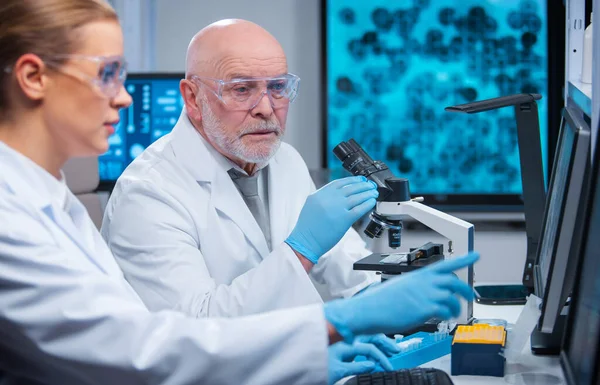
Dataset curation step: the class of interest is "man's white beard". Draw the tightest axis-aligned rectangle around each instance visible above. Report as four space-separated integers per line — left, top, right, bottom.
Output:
201 99 283 165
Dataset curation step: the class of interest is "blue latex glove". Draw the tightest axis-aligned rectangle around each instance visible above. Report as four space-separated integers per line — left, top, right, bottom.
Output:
354 281 382 296
328 340 393 385
324 252 480 342
285 176 378 264
356 334 400 356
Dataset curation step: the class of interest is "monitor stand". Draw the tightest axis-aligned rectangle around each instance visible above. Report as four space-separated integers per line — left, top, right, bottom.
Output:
530 314 567 355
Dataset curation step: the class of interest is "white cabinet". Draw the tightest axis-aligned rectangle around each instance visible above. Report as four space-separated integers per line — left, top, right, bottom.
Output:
565 0 599 155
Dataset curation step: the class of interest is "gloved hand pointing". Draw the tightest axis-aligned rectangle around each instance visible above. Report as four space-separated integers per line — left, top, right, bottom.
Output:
324 252 480 342
285 176 378 264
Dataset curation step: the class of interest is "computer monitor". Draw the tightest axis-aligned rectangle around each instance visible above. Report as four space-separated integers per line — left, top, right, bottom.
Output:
530 104 590 354
560 120 600 385
98 73 184 189
324 0 561 209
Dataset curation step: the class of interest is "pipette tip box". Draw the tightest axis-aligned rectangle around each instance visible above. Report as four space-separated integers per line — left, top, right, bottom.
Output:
451 324 506 377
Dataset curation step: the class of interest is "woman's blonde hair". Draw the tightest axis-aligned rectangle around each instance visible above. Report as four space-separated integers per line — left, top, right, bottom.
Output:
0 0 118 115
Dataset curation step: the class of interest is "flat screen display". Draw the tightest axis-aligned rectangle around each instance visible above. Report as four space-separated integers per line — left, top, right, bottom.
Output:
99 75 184 182
561 154 600 385
537 118 575 295
325 0 549 200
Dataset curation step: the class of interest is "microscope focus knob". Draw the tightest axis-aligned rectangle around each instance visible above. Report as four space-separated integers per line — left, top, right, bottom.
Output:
385 177 411 202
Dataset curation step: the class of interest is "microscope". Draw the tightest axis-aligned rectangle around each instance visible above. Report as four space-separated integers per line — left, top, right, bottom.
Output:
333 139 475 327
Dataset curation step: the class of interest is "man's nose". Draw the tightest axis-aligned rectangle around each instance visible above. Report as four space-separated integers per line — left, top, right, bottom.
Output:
249 91 274 119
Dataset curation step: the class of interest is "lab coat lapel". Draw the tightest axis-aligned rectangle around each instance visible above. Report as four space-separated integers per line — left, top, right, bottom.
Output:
0 149 109 274
39 201 109 274
170 111 270 258
211 171 271 257
267 154 293 246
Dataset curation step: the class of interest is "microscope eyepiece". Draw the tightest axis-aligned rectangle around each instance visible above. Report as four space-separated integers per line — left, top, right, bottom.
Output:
333 139 397 201
332 139 376 177
332 142 355 161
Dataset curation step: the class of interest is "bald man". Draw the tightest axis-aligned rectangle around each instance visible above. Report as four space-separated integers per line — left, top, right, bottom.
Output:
101 19 379 318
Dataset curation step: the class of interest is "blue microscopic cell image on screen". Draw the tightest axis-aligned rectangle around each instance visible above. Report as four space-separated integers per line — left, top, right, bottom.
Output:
326 0 548 195
99 77 184 182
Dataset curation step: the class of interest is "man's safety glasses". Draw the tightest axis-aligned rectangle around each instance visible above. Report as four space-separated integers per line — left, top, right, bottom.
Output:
190 73 300 111
5 54 128 99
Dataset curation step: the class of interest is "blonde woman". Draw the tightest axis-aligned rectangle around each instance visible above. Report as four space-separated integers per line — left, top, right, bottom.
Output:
0 1 478 384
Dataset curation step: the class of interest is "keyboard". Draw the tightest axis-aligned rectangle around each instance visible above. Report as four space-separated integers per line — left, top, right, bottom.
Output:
344 368 454 385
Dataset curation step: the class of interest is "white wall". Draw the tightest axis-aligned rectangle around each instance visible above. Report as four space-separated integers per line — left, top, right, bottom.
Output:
153 0 323 169
111 0 156 71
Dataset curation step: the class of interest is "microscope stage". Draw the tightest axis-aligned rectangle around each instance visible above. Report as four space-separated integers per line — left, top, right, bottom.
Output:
353 252 445 274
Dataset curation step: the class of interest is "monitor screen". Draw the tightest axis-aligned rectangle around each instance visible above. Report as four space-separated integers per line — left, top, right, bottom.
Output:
534 105 590 335
560 130 600 385
536 115 575 296
99 74 184 185
324 0 552 206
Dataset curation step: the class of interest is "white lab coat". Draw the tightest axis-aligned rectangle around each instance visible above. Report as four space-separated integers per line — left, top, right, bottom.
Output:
0 141 329 385
102 110 377 318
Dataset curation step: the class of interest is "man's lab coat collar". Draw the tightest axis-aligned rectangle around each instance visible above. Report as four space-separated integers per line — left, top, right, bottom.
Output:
170 110 274 257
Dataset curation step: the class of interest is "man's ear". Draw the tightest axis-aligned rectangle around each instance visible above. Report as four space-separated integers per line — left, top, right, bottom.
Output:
180 79 202 122
13 54 49 104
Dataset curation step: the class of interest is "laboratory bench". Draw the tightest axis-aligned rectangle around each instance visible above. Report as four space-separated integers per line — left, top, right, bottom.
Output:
339 301 563 385
423 302 563 385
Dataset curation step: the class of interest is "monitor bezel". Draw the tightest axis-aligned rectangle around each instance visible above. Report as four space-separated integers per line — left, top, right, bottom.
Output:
560 120 600 385
534 105 590 334
97 72 185 191
320 0 563 211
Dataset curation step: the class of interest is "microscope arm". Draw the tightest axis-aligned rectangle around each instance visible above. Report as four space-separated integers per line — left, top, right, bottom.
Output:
377 201 474 256
376 200 475 324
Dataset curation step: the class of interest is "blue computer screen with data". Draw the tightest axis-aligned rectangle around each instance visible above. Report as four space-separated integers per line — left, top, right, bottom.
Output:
326 0 548 196
99 75 184 182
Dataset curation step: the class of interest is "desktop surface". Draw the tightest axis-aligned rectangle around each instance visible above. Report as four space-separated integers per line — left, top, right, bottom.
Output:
419 303 563 385
338 302 564 385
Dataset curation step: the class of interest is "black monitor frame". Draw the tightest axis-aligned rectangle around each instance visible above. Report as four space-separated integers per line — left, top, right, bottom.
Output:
97 72 185 191
560 119 600 385
320 0 565 211
534 104 590 334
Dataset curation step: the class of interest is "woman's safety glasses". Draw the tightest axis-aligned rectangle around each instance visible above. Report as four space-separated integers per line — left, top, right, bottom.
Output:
190 73 300 111
44 54 127 99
